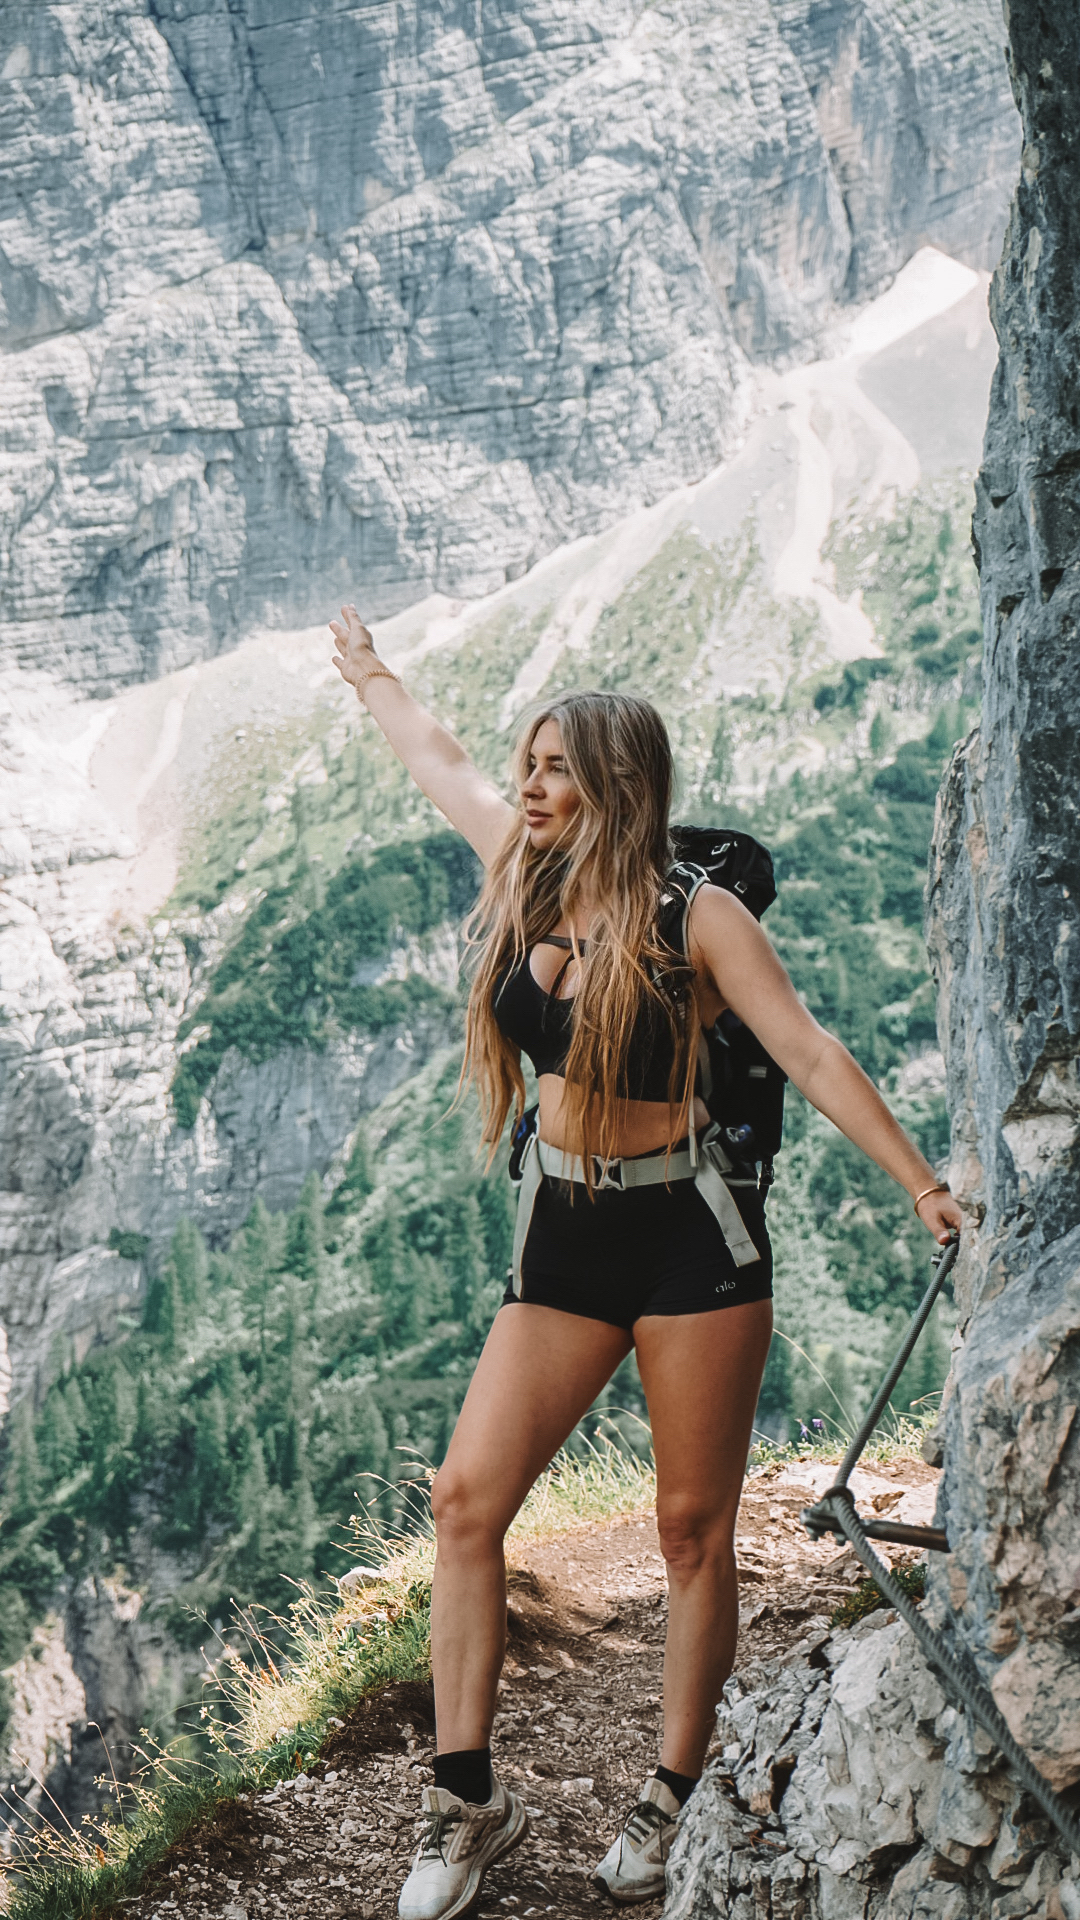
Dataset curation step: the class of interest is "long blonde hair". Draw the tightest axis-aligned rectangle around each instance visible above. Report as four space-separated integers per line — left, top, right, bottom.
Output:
462 691 697 1190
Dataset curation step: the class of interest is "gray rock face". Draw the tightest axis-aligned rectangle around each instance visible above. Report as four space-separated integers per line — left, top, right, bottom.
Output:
1 1573 197 1839
0 0 1016 692
667 1617 1077 1920
926 0 1080 1802
664 3 1080 1914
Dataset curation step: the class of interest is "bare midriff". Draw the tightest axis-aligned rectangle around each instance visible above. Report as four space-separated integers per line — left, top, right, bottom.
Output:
529 919 725 1157
536 1075 712 1158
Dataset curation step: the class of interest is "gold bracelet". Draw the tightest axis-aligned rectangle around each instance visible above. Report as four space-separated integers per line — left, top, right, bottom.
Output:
353 659 401 702
913 1182 950 1216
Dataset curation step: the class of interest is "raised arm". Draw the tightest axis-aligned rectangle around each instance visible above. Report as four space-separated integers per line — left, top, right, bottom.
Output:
329 604 516 867
688 885 964 1246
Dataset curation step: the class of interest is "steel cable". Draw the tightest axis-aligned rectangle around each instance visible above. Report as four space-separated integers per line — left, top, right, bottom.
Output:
820 1491 1080 1857
800 1234 1080 1859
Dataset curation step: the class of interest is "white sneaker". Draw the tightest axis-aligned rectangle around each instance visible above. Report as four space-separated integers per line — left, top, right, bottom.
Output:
397 1777 527 1920
592 1775 680 1904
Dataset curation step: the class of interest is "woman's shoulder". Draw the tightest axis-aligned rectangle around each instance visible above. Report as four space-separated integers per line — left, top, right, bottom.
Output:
685 881 764 948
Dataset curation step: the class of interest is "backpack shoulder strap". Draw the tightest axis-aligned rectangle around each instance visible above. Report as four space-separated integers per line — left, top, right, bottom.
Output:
658 862 714 1115
658 860 710 966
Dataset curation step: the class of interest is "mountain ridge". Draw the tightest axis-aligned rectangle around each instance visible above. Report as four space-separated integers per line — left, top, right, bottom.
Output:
0 0 1015 689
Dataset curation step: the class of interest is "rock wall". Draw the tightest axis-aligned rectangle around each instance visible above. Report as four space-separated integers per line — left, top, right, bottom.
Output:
664 3 1080 1915
0 0 1016 693
1 1574 198 1844
925 0 1080 1806
668 1612 1080 1920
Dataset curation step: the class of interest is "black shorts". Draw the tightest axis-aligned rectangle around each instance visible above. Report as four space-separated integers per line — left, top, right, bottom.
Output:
501 1165 773 1333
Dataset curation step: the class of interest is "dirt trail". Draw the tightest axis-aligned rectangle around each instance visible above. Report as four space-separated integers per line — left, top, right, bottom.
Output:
134 1460 938 1920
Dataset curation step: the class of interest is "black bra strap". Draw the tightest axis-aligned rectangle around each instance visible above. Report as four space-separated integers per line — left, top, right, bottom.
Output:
549 953 575 1000
536 933 587 951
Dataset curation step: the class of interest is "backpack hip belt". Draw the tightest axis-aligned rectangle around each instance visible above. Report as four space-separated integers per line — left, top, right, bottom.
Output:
509 1123 760 1298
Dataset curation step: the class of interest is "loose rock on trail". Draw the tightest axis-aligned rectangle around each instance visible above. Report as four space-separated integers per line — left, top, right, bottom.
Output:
133 1460 937 1920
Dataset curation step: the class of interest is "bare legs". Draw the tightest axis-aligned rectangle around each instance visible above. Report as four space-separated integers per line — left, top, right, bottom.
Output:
635 1301 773 1775
430 1304 631 1752
428 1297 771 1773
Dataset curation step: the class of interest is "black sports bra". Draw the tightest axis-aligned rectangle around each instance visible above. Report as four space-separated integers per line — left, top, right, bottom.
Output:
492 937 681 1103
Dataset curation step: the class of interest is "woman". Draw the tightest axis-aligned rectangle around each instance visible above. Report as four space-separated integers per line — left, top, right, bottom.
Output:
328 604 962 1919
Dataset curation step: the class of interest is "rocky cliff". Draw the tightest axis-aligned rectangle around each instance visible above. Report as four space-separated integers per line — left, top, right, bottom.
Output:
666 5 1080 1915
2 1574 196 1841
0 0 1015 693
0 883 456 1400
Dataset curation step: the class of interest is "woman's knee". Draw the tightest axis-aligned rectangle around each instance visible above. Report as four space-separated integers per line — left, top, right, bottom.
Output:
656 1493 733 1576
431 1465 505 1552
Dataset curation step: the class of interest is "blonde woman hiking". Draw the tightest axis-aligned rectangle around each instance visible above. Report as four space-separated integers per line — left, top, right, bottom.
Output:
328 604 962 1917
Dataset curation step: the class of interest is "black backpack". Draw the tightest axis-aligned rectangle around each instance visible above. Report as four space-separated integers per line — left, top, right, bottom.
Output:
659 826 787 1192
507 825 787 1190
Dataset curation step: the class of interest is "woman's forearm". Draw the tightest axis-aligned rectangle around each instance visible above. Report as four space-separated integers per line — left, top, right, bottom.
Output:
328 605 515 861
798 1036 938 1199
361 671 472 799
329 605 465 795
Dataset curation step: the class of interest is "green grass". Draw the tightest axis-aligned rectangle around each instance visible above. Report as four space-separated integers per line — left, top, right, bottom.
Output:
749 1404 936 1474
830 1562 927 1630
825 473 982 688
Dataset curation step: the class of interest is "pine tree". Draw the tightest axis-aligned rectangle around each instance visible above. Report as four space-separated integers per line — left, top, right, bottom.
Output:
704 701 734 805
194 1388 229 1521
239 1198 282 1365
235 1429 271 1584
285 1173 325 1285
221 1355 250 1463
65 1377 89 1446
40 1386 80 1479
277 1415 301 1492
112 1368 137 1451
757 1330 793 1433
814 1344 856 1433
144 1258 183 1357
88 1372 119 1507
132 1371 159 1458
346 1389 390 1497
367 1205 419 1345
475 1180 514 1284
892 1312 948 1419
6 1402 41 1518
171 1219 209 1318
869 709 891 756
329 1128 374 1213
239 1198 284 1290
441 1192 488 1323
291 1464 318 1580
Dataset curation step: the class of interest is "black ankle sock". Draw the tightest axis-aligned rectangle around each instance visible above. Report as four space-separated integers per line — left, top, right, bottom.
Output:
433 1746 494 1806
653 1765 699 1809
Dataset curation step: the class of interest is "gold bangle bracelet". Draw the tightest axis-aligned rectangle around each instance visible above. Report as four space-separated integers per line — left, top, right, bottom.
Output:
913 1182 950 1216
354 660 401 701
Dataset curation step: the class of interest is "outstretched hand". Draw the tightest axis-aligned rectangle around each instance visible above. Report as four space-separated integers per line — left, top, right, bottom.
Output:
915 1188 964 1246
329 603 376 689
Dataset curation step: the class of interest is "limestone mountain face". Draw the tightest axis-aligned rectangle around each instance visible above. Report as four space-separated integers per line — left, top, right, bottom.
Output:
0 0 1015 693
926 0 1080 1813
2 1575 194 1840
668 5 1080 1915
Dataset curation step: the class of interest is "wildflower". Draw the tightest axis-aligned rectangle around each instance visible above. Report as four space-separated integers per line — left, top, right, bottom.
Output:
799 1423 810 1440
812 1418 824 1431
